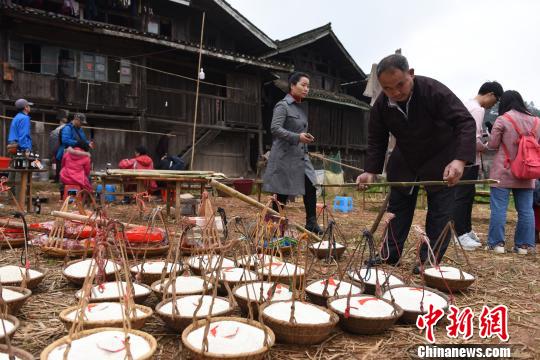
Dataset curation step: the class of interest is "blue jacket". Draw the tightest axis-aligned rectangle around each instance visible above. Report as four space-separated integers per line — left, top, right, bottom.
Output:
7 112 32 151
56 122 89 160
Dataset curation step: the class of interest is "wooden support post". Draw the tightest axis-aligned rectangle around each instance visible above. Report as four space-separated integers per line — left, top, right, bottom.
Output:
175 181 181 220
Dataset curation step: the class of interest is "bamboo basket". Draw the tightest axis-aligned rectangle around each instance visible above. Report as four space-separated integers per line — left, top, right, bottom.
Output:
0 286 32 315
127 244 169 258
0 344 34 360
76 283 153 304
155 296 235 332
308 244 346 260
422 269 475 293
181 317 275 360
59 303 153 331
305 280 363 307
0 315 20 343
259 301 339 345
383 285 450 324
327 295 403 335
260 272 305 290
0 237 26 249
150 278 213 298
232 282 291 319
348 268 404 295
62 259 118 286
40 327 157 360
41 246 92 259
130 262 181 286
1 268 46 290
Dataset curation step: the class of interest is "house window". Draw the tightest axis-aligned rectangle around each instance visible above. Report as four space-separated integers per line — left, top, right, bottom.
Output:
59 49 76 77
8 40 23 70
23 43 41 73
41 46 59 75
147 19 159 34
80 53 106 81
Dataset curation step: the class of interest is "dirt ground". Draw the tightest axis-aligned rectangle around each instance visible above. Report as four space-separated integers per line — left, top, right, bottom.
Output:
0 185 539 359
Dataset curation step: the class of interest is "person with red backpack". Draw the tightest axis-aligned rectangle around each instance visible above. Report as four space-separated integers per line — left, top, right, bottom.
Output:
486 90 540 254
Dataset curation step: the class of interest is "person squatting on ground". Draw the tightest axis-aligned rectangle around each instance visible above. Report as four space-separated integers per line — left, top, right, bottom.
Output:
356 54 476 271
454 81 503 250
486 90 540 255
262 71 323 235
119 145 158 192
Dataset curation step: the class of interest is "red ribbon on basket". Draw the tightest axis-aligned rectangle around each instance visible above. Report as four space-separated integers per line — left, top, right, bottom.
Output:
358 297 378 306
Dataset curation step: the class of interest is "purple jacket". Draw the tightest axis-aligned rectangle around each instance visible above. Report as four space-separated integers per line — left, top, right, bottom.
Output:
488 109 540 189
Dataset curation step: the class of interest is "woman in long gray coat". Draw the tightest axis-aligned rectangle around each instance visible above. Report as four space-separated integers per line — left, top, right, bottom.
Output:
263 72 322 234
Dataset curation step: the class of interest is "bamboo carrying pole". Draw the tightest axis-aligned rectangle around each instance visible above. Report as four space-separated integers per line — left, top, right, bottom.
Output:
308 152 364 173
210 179 322 241
321 179 499 188
190 12 206 170
50 211 139 229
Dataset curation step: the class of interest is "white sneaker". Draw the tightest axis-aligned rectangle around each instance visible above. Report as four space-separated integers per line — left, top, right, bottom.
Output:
467 231 482 246
456 234 480 251
485 243 506 254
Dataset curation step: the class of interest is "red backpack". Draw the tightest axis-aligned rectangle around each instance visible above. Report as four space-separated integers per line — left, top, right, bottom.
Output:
501 113 540 180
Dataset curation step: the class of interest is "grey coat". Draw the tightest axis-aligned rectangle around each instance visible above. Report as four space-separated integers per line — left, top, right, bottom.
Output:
263 94 317 195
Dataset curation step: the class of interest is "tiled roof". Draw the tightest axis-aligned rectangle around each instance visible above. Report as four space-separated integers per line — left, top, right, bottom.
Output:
0 4 291 71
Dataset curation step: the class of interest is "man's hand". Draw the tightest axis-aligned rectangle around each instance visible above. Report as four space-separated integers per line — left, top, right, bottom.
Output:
299 133 315 144
443 160 466 186
89 140 95 149
356 172 377 191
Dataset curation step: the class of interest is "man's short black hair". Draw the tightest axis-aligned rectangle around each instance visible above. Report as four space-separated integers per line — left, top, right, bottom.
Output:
478 81 503 98
288 71 310 90
135 145 148 155
376 54 409 77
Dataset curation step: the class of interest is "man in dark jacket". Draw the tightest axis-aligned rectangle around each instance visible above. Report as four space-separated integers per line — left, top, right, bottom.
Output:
356 54 476 270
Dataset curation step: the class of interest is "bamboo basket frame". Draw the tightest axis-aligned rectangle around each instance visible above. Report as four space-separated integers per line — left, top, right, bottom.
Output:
59 303 153 331
75 282 153 304
305 279 364 307
232 282 292 319
0 315 19 343
327 295 403 335
40 327 157 360
62 259 119 286
422 268 476 293
0 267 46 290
151 277 213 298
259 300 339 345
383 285 450 324
181 317 275 360
0 344 34 360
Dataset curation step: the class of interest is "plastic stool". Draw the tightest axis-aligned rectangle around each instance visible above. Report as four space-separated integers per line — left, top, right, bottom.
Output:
333 196 353 213
96 184 116 203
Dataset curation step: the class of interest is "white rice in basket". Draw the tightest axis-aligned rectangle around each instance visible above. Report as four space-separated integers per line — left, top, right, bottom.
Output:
153 276 212 295
46 330 151 360
329 295 396 317
309 241 345 250
159 295 231 317
263 301 330 324
382 286 448 313
0 319 16 336
188 255 235 271
0 354 22 360
130 261 181 274
0 288 26 302
64 259 118 278
234 281 292 302
348 268 403 287
306 278 361 297
423 266 474 280
0 265 42 283
257 262 304 277
185 320 267 355
64 302 147 322
76 282 150 300
235 254 272 267
211 267 258 282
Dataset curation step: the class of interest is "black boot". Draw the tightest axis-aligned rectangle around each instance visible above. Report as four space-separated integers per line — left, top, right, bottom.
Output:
305 217 323 235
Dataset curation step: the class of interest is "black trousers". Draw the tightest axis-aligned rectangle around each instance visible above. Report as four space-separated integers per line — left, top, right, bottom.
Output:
381 186 456 265
452 165 479 236
273 175 317 224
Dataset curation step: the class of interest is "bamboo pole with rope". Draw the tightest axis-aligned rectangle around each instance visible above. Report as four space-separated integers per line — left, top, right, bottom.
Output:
320 179 499 188
308 152 364 173
190 12 206 170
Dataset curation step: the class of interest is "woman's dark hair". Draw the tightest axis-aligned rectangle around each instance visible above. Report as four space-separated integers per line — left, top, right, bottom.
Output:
135 145 148 155
75 141 90 152
288 71 310 91
498 90 532 116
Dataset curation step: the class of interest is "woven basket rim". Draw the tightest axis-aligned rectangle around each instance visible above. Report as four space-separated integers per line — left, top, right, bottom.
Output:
1 286 32 304
181 316 275 359
305 279 364 299
327 294 404 321
0 237 26 247
129 261 181 275
0 344 34 359
0 314 20 339
40 246 92 257
0 267 47 286
260 300 339 329
75 282 152 301
155 295 234 319
231 281 291 302
40 326 157 360
422 270 476 284
59 303 153 326
150 277 213 296
382 284 450 314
